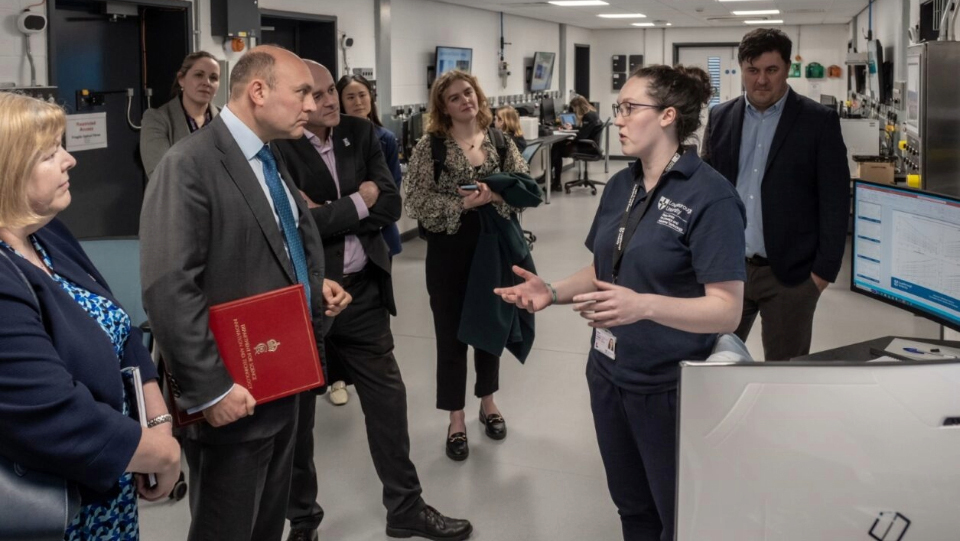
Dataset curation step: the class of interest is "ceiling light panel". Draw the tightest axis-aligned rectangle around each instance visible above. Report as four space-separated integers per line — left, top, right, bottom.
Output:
744 19 784 23
548 0 609 6
598 13 647 18
732 9 780 15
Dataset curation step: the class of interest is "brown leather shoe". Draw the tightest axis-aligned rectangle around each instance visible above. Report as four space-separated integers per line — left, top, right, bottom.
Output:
386 504 472 540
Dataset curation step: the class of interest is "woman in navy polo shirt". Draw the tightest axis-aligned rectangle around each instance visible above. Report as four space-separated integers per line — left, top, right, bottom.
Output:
495 65 746 540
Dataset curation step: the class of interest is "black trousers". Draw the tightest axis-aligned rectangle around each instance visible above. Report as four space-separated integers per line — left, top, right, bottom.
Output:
551 141 574 185
587 361 677 541
287 272 425 529
425 213 501 411
183 402 298 541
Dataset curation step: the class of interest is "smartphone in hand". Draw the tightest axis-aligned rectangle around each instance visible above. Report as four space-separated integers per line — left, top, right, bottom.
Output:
459 184 479 191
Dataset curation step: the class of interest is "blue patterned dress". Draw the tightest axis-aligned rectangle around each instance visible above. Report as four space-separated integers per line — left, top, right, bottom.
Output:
0 237 140 541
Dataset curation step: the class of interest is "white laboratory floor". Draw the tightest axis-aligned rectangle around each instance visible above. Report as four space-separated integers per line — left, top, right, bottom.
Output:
138 160 942 540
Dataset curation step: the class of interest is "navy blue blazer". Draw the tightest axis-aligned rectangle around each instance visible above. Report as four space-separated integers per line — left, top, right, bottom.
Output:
702 88 850 286
0 219 156 496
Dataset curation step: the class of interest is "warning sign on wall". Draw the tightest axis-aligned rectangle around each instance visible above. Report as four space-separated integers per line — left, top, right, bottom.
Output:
66 113 107 151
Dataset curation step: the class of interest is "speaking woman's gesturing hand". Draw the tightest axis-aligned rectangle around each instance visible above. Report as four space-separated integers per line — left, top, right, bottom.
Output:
572 279 649 328
493 265 553 313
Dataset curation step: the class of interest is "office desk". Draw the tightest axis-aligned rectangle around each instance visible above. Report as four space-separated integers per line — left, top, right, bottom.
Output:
528 133 573 204
793 335 960 361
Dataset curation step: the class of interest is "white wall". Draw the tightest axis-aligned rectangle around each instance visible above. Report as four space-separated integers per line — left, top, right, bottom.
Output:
391 0 561 106
0 0 48 87
592 24 849 156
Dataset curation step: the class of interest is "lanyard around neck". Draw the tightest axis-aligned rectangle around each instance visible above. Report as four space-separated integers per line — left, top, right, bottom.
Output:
611 150 682 283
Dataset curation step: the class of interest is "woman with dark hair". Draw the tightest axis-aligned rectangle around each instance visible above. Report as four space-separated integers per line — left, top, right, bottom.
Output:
336 74 404 257
495 65 746 540
495 105 527 153
139 51 220 177
405 70 532 461
0 93 181 541
552 95 602 189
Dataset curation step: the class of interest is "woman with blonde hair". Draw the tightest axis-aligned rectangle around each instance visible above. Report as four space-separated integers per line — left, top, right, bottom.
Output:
495 105 527 153
552 95 603 189
0 93 181 540
566 95 599 128
405 70 536 461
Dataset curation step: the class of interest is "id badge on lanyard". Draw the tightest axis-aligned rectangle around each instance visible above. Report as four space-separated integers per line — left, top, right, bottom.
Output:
610 151 682 284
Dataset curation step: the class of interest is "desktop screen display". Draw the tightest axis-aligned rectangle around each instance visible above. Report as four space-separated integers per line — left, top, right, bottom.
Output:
539 98 557 126
851 180 960 331
435 46 473 75
530 51 556 92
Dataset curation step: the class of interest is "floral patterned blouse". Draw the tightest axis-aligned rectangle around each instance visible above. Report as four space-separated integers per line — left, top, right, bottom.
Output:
404 131 529 235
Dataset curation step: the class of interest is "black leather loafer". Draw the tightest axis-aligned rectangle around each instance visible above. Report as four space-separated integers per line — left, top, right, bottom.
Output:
286 528 318 541
386 504 473 540
479 406 506 440
445 426 468 461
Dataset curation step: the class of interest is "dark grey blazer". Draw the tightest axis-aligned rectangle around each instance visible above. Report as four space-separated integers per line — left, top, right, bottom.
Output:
273 115 401 315
139 96 220 178
140 115 326 443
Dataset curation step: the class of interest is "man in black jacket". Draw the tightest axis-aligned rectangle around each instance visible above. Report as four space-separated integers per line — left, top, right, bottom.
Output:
702 28 849 360
274 60 472 541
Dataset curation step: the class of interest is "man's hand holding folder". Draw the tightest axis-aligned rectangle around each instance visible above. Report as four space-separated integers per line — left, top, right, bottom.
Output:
203 385 257 427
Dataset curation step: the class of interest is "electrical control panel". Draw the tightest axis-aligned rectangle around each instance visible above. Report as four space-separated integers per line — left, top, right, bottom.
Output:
210 0 259 39
0 85 58 103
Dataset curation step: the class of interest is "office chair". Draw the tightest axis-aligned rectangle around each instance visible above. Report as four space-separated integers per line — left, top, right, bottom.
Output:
519 141 545 249
564 118 611 196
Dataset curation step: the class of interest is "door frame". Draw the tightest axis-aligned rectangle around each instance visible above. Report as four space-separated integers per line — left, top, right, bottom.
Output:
259 8 339 76
47 0 191 86
574 43 590 98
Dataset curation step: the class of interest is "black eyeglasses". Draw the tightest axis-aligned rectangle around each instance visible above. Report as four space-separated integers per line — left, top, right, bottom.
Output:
612 101 664 118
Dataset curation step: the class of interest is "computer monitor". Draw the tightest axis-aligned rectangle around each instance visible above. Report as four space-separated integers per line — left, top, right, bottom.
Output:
676 360 960 540
851 180 960 331
539 97 556 126
435 46 472 75
530 51 556 92
559 113 577 126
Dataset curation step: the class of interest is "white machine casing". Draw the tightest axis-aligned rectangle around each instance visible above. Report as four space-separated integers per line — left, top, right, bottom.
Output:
676 360 960 541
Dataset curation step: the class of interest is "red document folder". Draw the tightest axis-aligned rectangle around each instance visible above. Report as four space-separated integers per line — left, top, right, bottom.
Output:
169 284 323 427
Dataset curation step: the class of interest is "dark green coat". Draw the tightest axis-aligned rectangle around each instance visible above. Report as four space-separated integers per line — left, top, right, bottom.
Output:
458 173 542 362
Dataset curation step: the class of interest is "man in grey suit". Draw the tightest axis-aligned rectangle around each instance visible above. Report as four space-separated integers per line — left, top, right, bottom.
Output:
140 45 350 541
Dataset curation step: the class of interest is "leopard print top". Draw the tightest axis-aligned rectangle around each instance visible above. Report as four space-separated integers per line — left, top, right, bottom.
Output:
404 132 529 235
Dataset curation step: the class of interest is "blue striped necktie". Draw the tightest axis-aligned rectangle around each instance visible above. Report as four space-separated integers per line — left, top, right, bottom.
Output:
256 145 311 303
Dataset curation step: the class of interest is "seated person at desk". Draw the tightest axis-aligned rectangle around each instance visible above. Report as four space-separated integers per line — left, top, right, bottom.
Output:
551 96 602 189
495 106 527 153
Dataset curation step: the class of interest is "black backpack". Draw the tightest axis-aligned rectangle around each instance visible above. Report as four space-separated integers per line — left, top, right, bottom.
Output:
418 127 509 239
